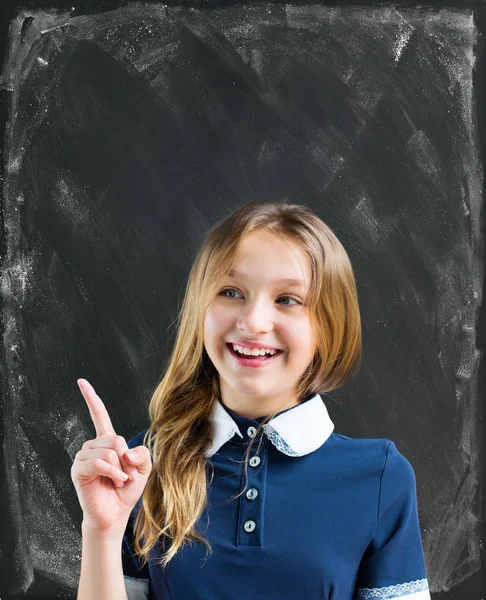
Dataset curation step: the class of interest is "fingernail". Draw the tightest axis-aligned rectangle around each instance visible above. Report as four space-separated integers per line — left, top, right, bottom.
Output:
126 450 137 461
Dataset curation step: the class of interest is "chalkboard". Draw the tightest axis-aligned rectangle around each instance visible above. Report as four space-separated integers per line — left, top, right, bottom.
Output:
0 1 484 598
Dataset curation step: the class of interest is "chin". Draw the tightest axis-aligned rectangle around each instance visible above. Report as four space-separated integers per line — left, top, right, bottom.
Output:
230 381 276 398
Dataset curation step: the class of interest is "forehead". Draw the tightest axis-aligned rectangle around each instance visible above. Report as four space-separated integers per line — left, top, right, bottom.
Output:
228 231 311 286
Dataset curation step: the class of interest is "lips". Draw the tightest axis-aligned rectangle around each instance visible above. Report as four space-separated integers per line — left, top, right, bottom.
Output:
226 343 283 368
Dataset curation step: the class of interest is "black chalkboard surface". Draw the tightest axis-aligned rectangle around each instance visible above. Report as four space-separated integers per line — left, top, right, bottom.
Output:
1 1 484 599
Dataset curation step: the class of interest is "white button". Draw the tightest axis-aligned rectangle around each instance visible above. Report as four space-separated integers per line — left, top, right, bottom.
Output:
247 426 257 438
244 520 256 532
246 488 258 500
249 456 261 467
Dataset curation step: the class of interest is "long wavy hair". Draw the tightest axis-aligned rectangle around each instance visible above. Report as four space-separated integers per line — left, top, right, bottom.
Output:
132 200 362 568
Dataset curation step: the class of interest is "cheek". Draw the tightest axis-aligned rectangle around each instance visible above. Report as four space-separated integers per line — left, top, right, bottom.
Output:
204 305 231 345
203 310 216 346
292 319 317 355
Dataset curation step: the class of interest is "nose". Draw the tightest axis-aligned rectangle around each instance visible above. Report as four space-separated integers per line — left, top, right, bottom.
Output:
236 297 273 335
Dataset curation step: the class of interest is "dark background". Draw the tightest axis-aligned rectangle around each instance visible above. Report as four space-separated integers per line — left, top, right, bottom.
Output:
1 0 484 598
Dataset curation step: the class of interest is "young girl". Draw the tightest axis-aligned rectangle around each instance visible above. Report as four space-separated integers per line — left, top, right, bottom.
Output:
72 201 431 600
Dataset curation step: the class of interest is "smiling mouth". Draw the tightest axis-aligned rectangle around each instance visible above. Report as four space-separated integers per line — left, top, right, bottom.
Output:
226 343 284 362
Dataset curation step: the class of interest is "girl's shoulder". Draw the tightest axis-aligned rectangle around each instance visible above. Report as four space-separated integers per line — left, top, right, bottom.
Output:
329 432 416 479
331 431 396 451
331 431 398 453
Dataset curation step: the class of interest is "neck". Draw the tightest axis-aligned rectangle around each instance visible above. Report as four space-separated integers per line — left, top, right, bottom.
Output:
219 389 301 420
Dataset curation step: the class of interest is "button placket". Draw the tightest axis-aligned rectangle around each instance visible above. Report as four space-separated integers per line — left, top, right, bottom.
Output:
236 443 267 547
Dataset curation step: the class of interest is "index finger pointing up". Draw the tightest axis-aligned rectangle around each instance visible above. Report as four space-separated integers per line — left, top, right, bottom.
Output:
77 378 116 437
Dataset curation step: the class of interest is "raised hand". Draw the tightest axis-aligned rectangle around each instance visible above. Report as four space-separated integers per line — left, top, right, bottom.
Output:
71 379 152 533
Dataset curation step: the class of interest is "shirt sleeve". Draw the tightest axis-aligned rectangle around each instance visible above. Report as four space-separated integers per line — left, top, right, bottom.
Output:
355 440 431 600
121 430 151 600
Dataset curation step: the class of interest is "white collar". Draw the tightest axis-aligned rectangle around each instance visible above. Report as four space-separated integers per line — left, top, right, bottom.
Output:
204 394 334 458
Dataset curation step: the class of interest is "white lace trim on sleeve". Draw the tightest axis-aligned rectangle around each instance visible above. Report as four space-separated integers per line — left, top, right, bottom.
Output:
356 578 431 599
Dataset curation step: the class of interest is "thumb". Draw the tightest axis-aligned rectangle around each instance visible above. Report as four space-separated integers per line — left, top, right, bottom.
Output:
125 446 152 478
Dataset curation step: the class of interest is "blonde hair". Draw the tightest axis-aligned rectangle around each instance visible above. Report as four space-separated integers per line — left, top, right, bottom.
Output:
132 200 362 567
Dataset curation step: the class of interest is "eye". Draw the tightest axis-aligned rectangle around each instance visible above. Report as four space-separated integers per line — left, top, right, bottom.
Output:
277 296 302 306
219 288 243 299
219 289 302 306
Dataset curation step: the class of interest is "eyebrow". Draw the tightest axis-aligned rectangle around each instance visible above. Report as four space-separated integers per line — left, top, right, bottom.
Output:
227 269 307 289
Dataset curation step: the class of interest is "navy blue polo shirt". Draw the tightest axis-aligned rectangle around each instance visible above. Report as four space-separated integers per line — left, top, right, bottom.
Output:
122 394 431 599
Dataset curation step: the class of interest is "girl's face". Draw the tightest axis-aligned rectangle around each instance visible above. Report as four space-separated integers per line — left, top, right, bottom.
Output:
203 230 317 418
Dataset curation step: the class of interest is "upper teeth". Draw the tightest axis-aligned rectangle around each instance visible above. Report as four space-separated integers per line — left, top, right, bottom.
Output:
232 344 279 356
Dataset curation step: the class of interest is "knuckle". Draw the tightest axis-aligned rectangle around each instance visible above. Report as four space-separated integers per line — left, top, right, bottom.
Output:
114 436 127 453
92 458 103 470
103 448 119 464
